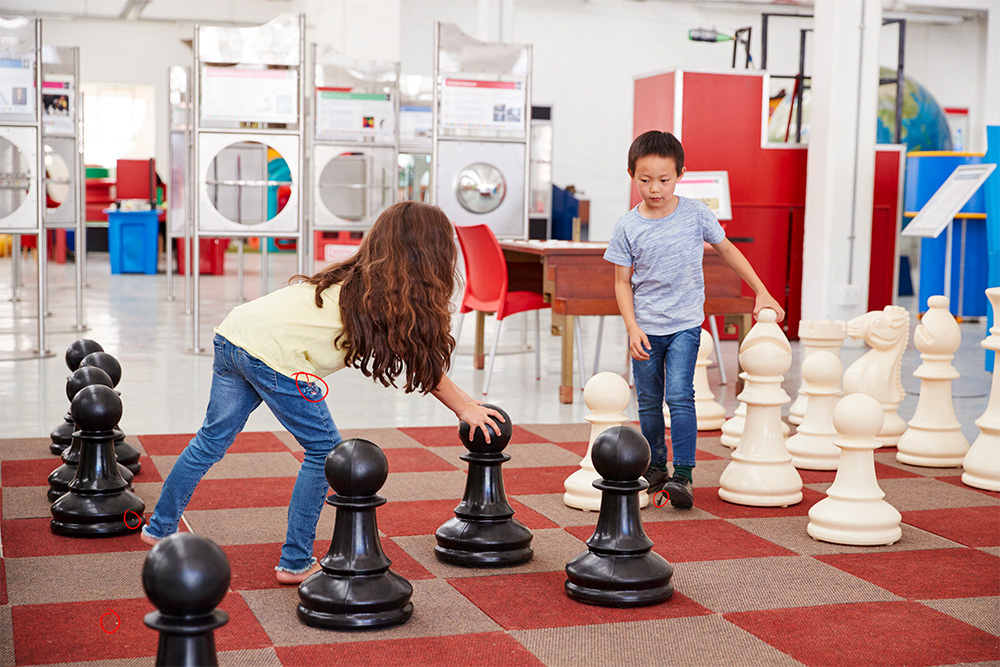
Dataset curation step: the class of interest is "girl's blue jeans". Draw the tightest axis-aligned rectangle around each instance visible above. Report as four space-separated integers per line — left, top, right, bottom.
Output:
144 334 342 574
631 326 701 470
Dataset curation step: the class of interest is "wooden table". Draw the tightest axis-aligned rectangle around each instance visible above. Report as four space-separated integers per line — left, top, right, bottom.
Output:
473 240 753 404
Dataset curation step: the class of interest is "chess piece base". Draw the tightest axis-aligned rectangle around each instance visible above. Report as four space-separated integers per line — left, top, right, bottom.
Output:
961 471 1000 492
718 462 803 507
50 418 74 455
896 428 970 468
787 434 840 471
807 498 902 546
50 490 145 537
297 571 414 630
435 518 533 567
564 551 674 607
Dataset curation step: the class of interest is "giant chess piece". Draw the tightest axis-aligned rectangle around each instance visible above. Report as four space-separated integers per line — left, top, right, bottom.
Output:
298 439 413 629
786 351 842 470
963 287 1000 491
48 367 134 502
50 385 146 536
564 373 649 510
718 309 803 507
720 374 789 449
79 351 142 474
843 306 910 446
564 425 673 607
897 296 970 467
51 339 104 455
436 405 533 566
664 329 725 431
807 393 902 545
144 533 230 667
788 320 846 425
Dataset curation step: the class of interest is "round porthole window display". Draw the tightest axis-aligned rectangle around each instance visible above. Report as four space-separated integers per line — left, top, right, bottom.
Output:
0 135 32 220
455 162 506 214
204 140 292 226
43 145 70 209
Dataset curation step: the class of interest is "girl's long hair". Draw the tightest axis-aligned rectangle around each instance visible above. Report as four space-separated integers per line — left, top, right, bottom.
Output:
295 201 457 394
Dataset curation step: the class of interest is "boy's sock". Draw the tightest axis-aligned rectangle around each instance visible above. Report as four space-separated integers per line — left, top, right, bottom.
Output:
672 464 693 482
653 462 669 473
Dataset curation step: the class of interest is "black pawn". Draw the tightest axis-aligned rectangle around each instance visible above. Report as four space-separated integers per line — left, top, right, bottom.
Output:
48 367 135 502
297 439 413 630
51 339 104 455
434 405 533 567
79 351 142 475
50 385 146 537
144 533 230 667
564 425 674 607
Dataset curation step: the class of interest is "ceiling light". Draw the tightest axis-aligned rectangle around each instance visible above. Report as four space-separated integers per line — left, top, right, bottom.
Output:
120 0 151 22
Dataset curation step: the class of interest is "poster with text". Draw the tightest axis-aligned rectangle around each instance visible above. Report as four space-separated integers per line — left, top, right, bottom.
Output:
314 90 394 143
440 78 525 132
0 58 35 116
674 171 732 221
201 67 298 124
42 76 74 135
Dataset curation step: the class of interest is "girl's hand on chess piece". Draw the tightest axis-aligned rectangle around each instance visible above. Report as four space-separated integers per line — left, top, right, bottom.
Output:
456 401 505 444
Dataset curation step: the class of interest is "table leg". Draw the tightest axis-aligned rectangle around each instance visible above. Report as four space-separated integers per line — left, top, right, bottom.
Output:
474 311 486 370
559 314 575 403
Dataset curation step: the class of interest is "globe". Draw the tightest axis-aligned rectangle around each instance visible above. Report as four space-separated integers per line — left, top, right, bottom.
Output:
767 68 952 152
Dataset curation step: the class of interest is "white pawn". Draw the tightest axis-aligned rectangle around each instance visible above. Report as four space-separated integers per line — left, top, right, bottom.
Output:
807 393 902 546
720 376 790 449
789 320 846 425
896 296 969 467
564 372 649 510
718 309 803 507
664 329 726 431
786 351 842 470
963 287 1000 491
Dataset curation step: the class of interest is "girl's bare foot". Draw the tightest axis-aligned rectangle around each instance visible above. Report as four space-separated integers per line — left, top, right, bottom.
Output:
140 531 161 547
275 562 321 585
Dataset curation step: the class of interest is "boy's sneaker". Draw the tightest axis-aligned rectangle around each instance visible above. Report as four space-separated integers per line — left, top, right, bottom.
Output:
664 475 694 509
643 466 671 494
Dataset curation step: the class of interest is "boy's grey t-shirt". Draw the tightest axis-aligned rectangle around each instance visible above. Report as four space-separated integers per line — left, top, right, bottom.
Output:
604 197 726 335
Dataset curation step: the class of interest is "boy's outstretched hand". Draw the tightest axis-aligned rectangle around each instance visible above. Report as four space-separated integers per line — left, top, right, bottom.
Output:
456 401 505 443
627 326 652 361
753 292 785 323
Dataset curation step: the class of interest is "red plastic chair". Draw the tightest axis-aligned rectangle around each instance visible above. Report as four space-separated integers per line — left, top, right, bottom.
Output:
452 223 549 395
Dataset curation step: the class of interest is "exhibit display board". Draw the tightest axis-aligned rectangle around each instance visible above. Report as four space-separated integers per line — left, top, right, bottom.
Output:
432 23 532 238
41 46 80 228
0 18 40 233
200 67 298 125
675 170 733 221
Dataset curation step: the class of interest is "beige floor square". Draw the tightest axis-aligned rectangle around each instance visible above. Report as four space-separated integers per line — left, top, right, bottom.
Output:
511 614 803 667
696 438 736 461
392 527 586 579
32 659 148 667
2 485 55 519
878 477 1000 511
920 597 1000 636
379 470 468 502
0 606 12 667
518 423 590 443
515 493 716 527
0 437 57 461
217 648 284 667
430 442 582 470
688 460 730 488
338 428 426 449
183 506 336 546
676 555 902 613
240 578 501 646
728 515 964 556
152 452 302 480
980 546 1000 557
6 551 148 605
874 451 964 478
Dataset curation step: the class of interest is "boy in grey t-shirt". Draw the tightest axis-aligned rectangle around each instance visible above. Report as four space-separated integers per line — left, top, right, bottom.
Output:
604 131 784 509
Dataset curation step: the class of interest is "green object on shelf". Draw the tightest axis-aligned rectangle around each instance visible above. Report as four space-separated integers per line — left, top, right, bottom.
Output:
86 167 111 179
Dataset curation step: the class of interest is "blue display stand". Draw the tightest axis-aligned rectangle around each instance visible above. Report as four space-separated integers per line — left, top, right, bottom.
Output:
905 152 988 316
984 127 1000 370
107 211 159 275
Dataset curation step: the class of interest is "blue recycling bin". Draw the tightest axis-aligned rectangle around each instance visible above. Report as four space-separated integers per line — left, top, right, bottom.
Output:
107 210 158 275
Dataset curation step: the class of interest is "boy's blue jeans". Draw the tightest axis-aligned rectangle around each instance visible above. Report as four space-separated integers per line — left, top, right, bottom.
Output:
145 334 342 574
631 326 701 471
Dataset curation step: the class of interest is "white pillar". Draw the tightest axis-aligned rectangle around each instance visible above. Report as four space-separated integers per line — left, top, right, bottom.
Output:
305 0 401 62
800 0 882 322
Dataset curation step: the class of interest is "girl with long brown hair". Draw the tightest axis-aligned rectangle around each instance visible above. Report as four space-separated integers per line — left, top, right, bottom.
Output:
142 201 501 584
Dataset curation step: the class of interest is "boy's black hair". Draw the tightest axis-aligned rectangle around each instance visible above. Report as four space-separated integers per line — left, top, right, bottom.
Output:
628 130 685 175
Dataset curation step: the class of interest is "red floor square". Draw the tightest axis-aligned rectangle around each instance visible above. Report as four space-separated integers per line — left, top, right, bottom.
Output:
275 632 544 667
448 570 711 630
696 486 827 518
817 548 1000 599
1 517 152 558
399 425 547 447
376 498 556 538
901 506 1000 547
797 462 919 485
503 466 580 495
385 447 461 473
556 441 589 457
2 458 63 487
11 592 270 665
186 477 295 511
133 456 162 482
138 431 289 456
697 429 724 438
725 600 1000 667
565 519 797 563
937 475 1000 497
0 557 6 605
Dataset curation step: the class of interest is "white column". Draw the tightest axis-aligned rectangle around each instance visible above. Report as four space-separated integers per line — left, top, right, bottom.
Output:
800 0 883 322
305 0 401 62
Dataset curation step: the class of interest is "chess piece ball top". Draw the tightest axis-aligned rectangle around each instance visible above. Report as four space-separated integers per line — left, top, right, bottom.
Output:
740 339 792 377
927 295 949 309
79 351 122 387
698 329 713 357
833 393 884 440
65 366 114 402
143 533 231 617
591 425 651 482
757 308 777 324
325 438 388 496
65 339 103 372
801 350 842 386
583 372 631 415
70 384 122 432
458 404 512 454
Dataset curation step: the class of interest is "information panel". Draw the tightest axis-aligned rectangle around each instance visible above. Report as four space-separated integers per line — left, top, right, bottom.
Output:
314 89 394 142
42 76 73 135
674 171 732 221
0 58 34 115
902 163 996 238
439 78 525 132
200 66 297 124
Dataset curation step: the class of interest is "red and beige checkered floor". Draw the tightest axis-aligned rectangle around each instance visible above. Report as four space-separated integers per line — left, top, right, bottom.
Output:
1 424 998 667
